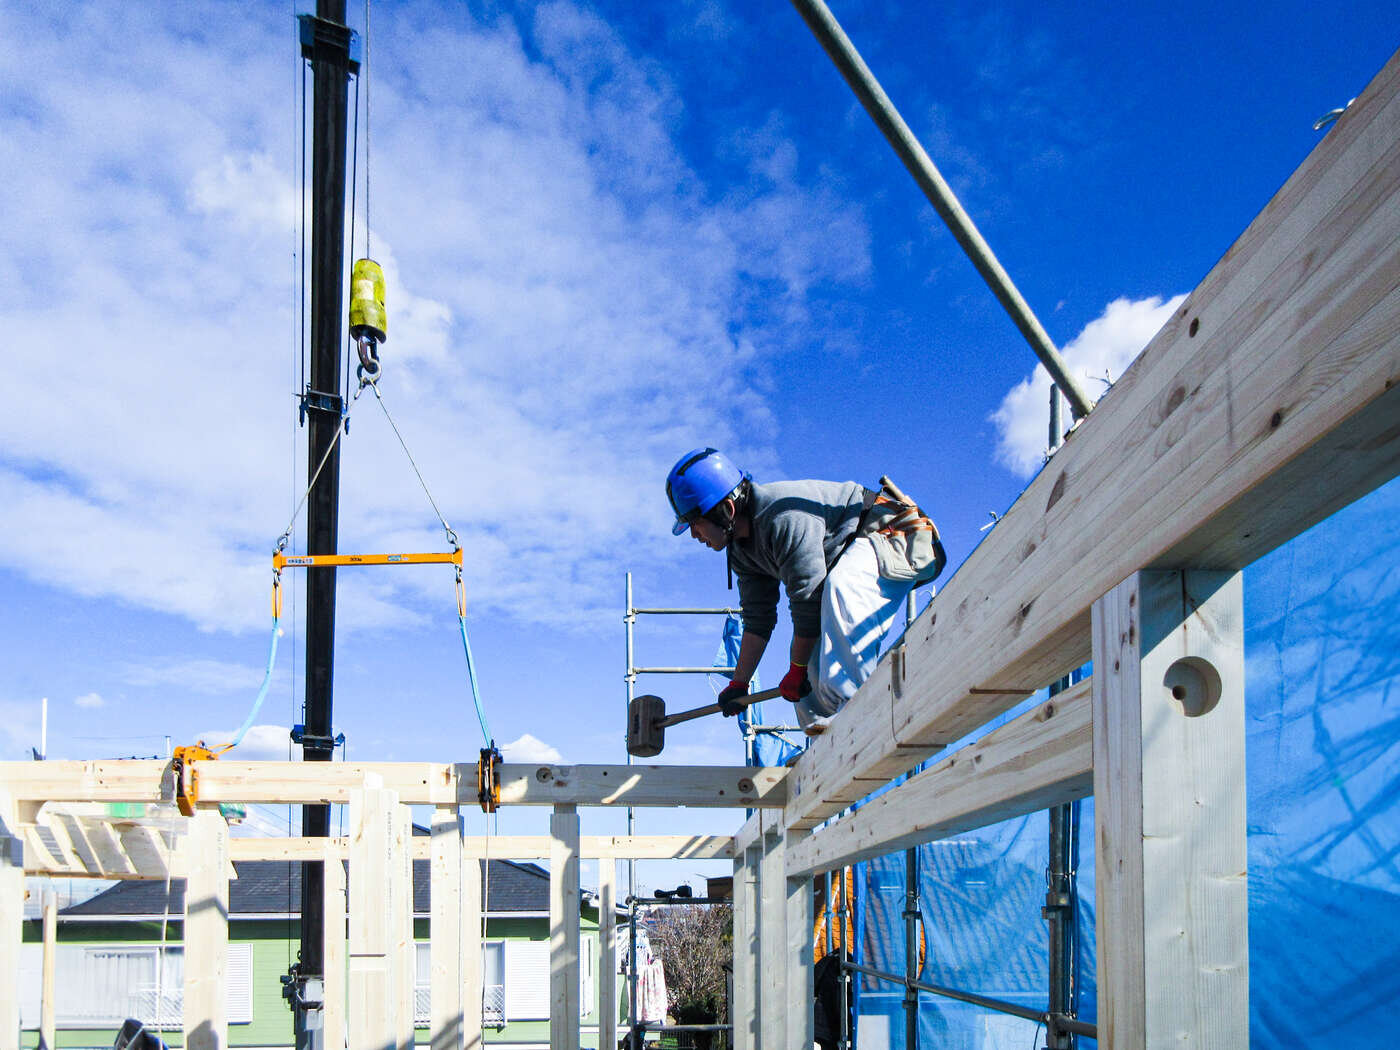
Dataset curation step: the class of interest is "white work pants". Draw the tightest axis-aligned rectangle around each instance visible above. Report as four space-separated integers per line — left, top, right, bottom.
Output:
797 537 914 731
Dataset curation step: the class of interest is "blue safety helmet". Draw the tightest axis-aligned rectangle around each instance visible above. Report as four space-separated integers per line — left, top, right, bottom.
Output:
666 448 749 536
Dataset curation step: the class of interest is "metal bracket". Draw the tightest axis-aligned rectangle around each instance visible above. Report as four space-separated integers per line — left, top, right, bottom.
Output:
297 14 361 71
477 745 502 813
298 388 346 429
290 724 345 752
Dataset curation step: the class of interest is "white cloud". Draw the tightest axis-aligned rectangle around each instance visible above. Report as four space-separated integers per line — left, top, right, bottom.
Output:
196 724 299 762
74 692 105 709
119 659 271 695
500 733 563 763
0 0 869 638
990 295 1187 477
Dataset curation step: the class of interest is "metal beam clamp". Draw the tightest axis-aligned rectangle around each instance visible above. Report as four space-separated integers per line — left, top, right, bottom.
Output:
477 745 502 813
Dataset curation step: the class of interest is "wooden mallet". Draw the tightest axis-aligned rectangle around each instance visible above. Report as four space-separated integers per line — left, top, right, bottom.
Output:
626 686 785 757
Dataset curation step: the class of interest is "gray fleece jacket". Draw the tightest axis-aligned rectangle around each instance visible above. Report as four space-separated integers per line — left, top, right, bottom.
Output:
728 479 869 639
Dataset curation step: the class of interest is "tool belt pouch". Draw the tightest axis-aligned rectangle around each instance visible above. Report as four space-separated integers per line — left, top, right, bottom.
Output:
859 475 947 586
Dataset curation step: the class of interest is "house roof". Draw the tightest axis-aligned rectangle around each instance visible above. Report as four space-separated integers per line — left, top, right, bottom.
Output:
60 858 556 919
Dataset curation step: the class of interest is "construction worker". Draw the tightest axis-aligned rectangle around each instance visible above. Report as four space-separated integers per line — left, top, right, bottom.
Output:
665 447 917 735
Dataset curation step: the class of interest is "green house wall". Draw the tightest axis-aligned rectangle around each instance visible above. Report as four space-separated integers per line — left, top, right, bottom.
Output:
21 910 603 1049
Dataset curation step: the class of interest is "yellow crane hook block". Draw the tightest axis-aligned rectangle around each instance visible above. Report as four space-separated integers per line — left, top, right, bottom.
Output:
273 549 463 571
349 258 387 345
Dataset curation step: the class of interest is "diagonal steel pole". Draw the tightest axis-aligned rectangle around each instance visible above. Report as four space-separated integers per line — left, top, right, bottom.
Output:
790 0 1096 420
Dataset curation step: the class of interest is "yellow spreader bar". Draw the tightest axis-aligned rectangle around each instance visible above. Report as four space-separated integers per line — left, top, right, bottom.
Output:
273 550 463 571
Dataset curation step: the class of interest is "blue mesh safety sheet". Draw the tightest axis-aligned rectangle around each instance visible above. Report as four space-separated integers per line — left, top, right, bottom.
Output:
852 475 1400 1048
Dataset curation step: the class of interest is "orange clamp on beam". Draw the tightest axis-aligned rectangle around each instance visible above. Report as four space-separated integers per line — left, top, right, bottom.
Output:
171 743 217 817
273 550 463 571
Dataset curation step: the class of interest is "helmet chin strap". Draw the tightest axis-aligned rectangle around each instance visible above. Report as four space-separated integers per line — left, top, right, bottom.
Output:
725 524 735 590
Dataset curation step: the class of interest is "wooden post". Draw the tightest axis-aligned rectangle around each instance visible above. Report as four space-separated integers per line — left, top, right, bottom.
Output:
40 885 56 1050
758 810 787 1049
784 831 813 1049
350 781 398 1050
597 858 617 1050
1092 570 1247 1049
462 846 483 1050
0 788 18 1050
730 844 757 1050
183 805 229 1050
393 800 415 1050
324 850 348 1050
549 804 580 1050
431 806 464 1050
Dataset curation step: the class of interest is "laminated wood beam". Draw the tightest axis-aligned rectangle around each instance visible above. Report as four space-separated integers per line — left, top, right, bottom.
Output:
461 833 483 1050
394 802 415 1050
183 806 229 1050
118 824 174 880
323 855 347 1050
0 759 785 808
40 887 56 1050
462 835 736 860
757 811 788 1049
1093 571 1247 1049
22 825 79 876
549 805 581 1050
597 859 617 1050
221 833 735 864
731 841 758 1050
0 789 20 1050
349 783 398 1050
490 764 787 808
55 813 102 874
431 807 464 1050
786 680 1093 876
786 46 1400 832
784 829 814 1048
87 819 136 878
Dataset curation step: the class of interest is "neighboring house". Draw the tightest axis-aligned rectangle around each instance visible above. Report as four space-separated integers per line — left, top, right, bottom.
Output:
19 856 603 1049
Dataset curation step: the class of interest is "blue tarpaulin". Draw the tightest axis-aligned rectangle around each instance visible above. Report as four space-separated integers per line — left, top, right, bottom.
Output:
852 475 1400 1048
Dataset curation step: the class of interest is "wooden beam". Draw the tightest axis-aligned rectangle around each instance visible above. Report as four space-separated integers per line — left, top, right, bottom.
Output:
784 829 814 1049
40 885 56 1050
86 819 136 878
183 806 229 1050
490 764 787 808
119 823 173 880
463 835 736 860
394 802 415 1050
0 759 786 809
597 858 617 1050
431 807 464 1050
786 680 1093 876
785 46 1400 832
0 759 169 803
461 841 483 1050
1093 571 1248 1049
0 790 17 1050
758 811 787 1049
549 804 581 1050
54 812 101 874
323 854 347 1050
349 782 397 1050
730 841 757 1050
222 833 735 864
200 761 459 805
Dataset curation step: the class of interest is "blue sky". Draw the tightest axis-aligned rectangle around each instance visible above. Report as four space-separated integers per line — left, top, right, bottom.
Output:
2 1 1394 885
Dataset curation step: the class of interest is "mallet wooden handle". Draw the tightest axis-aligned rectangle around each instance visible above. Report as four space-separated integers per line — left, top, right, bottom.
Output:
657 686 786 729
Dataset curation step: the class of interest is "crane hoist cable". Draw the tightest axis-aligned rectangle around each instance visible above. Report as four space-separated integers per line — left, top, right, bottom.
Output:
175 259 494 817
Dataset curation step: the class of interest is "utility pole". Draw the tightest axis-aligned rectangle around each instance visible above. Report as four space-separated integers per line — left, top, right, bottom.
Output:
294 3 356 1045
